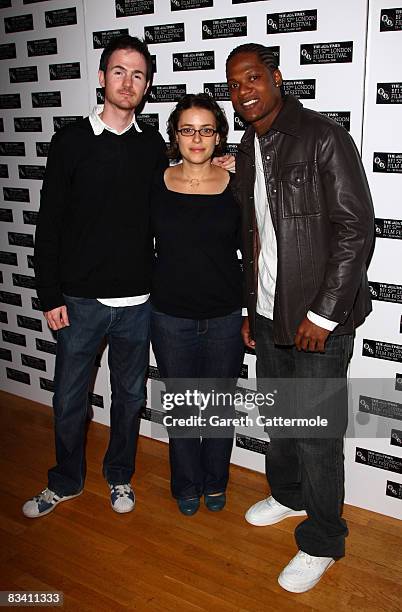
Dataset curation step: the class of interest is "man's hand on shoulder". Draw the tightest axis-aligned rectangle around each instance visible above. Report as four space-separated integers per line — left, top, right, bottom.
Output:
44 305 69 331
294 317 330 352
212 154 236 172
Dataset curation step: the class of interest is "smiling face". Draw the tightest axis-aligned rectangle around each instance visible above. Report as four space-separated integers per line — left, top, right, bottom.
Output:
176 107 220 165
226 51 283 135
98 48 149 112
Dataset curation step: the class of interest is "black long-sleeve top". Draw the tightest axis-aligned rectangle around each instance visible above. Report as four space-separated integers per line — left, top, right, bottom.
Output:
34 118 167 312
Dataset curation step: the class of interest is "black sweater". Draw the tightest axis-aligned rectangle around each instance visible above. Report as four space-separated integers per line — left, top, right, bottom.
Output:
34 118 167 312
151 178 243 319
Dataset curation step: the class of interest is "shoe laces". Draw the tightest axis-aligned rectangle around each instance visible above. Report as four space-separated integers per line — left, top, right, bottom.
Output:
265 496 280 508
111 484 132 497
291 551 329 570
35 488 56 503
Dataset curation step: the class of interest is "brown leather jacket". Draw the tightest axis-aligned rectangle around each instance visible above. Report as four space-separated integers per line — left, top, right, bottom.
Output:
234 95 374 344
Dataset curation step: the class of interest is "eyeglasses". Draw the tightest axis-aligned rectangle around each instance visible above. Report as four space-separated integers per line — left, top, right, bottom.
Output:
176 127 217 137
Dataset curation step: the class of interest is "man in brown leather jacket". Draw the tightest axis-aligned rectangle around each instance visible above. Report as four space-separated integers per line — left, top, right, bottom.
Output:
226 43 374 593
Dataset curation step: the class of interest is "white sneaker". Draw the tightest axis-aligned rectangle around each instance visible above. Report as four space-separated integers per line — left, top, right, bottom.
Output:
278 550 335 593
22 488 82 518
109 483 135 513
245 496 306 526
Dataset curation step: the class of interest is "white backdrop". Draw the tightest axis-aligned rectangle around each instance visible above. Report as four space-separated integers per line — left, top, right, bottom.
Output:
0 0 401 519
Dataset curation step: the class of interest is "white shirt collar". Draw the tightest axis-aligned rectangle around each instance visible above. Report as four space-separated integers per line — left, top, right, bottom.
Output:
89 105 142 136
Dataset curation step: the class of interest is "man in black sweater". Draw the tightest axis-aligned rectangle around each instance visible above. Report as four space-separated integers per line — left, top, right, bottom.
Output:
23 35 167 518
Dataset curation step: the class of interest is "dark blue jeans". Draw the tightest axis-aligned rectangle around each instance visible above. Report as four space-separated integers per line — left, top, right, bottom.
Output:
255 314 354 559
48 296 150 496
151 308 244 500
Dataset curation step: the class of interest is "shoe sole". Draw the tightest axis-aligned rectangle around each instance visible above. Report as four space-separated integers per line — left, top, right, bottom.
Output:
23 490 83 519
110 502 135 514
245 509 307 526
278 559 335 593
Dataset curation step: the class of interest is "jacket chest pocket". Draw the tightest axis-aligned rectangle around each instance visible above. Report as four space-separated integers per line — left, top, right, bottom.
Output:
279 162 320 217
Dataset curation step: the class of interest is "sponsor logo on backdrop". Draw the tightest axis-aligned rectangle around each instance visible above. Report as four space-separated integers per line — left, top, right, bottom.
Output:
49 62 81 80
0 209 12 222
148 84 186 103
0 43 16 60
359 395 402 421
18 165 45 181
3 330 26 347
239 364 249 379
320 111 350 131
391 429 402 447
40 377 54 392
3 187 29 202
0 0 12 7
23 0 52 3
36 338 57 354
0 348 12 362
374 218 402 240
92 28 129 49
267 10 317 34
386 480 402 499
144 23 185 44
0 94 21 109
9 66 38 83
45 8 77 28
12 273 35 289
6 368 30 385
380 8 402 31
266 45 280 65
171 0 213 9
377 83 402 104
363 339 402 363
173 51 214 71
0 166 8 179
141 405 164 424
4 14 34 33
234 112 247 131
396 374 402 391
36 142 50 157
23 210 38 225
115 0 154 17
282 79 316 99
226 143 239 156
8 232 34 248
14 117 42 132
202 16 247 39
136 113 159 130
373 152 402 173
355 447 402 474
53 116 82 131
0 290 22 306
21 354 46 371
89 392 104 409
369 282 402 304
0 119 3 132
0 312 8 324
236 434 269 454
0 142 26 156
204 82 230 100
300 41 353 64
31 297 42 311
31 91 61 108
27 38 57 57
148 365 160 380
96 88 105 105
0 251 14 267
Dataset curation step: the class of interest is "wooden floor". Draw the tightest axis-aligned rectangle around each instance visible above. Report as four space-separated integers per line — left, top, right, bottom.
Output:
0 390 401 612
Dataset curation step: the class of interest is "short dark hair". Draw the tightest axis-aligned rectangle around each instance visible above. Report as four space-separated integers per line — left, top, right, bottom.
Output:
167 93 228 162
226 43 279 74
99 34 153 83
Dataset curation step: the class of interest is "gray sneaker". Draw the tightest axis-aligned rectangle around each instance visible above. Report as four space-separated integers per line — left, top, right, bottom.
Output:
22 488 82 518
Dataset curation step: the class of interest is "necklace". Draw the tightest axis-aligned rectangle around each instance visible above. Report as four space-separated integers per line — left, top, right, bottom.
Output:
181 166 212 188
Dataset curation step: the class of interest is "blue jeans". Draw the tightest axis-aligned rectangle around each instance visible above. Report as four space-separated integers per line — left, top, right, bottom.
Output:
255 314 354 558
48 296 150 496
151 308 244 499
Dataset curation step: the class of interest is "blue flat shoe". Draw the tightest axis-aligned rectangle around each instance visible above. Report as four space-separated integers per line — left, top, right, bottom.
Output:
205 493 226 512
177 497 200 516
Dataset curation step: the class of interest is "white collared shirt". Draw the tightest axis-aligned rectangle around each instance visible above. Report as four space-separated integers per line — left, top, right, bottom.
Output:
89 105 149 308
254 135 337 331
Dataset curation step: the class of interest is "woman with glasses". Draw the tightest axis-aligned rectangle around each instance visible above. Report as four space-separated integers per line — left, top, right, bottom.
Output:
151 93 244 516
